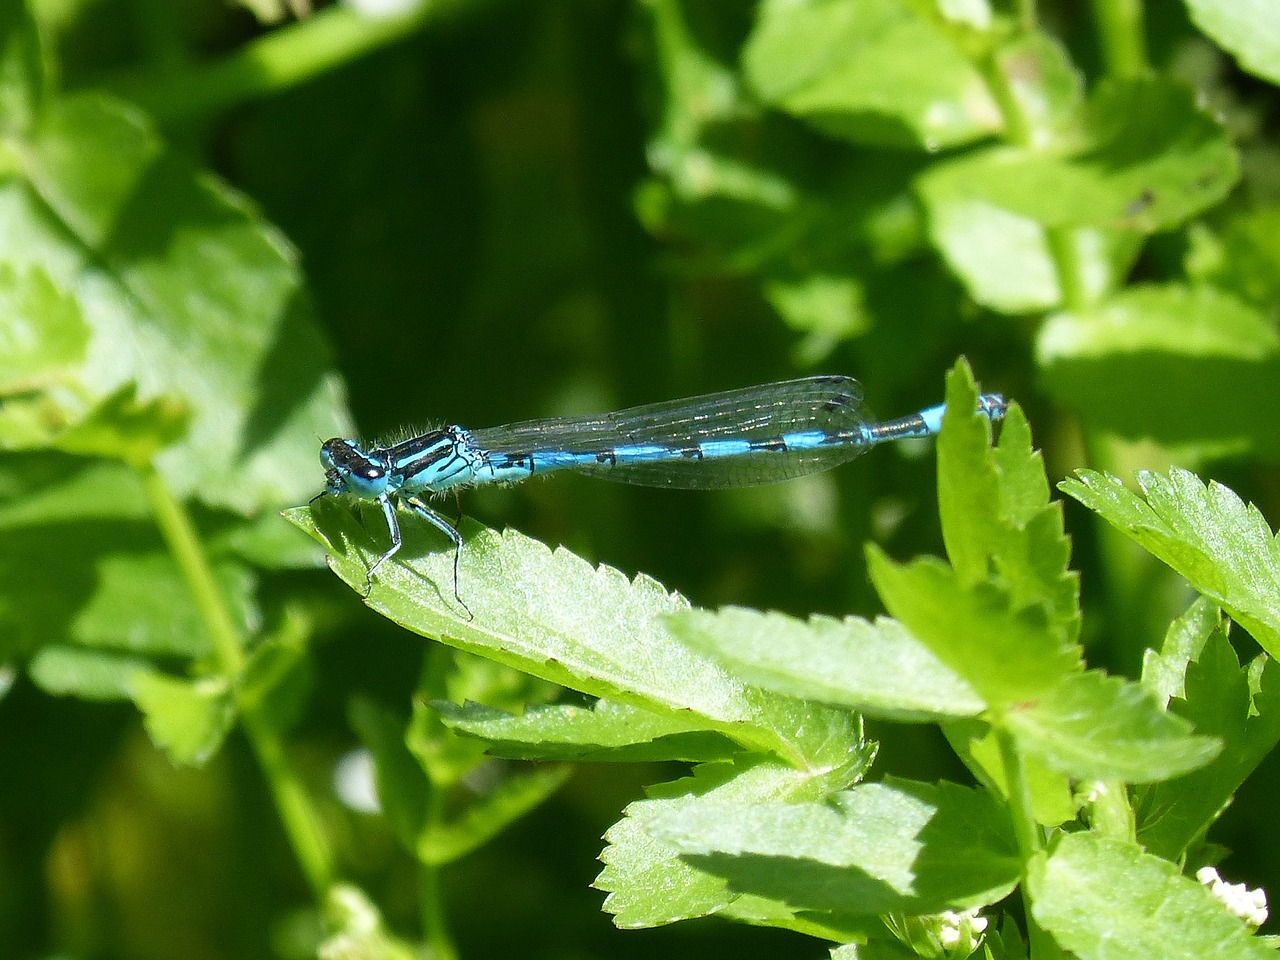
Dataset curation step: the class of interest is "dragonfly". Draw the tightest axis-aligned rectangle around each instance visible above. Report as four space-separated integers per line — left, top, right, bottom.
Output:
317 375 1007 604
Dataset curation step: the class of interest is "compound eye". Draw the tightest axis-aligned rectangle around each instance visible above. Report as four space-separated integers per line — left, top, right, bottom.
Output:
321 438 359 469
359 463 385 481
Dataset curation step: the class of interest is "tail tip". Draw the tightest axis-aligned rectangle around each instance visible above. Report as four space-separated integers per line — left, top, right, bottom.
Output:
979 393 1008 422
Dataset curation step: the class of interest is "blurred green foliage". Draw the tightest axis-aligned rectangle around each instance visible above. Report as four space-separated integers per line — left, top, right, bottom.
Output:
3 0 1280 957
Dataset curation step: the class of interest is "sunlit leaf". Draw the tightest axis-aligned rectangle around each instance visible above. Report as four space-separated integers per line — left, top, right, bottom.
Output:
649 778 1019 915
1060 468 1280 657
597 756 873 928
290 504 865 771
1028 833 1274 960
1184 0 1280 87
1003 670 1220 783
1038 284 1280 456
744 0 999 149
672 606 983 721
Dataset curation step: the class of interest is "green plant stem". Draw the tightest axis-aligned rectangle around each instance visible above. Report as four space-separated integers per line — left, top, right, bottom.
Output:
419 781 459 959
979 31 1094 314
139 462 335 897
1090 0 1149 79
420 861 458 959
103 4 436 124
1044 228 1089 311
138 463 245 676
1087 780 1136 840
996 727 1056 957
996 727 1042 861
243 716 335 897
977 50 1034 150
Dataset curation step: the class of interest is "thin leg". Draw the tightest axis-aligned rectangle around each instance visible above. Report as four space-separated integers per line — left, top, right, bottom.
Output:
403 496 472 620
364 495 403 594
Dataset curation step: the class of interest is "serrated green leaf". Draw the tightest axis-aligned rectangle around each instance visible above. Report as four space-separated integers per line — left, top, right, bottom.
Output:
408 646 563 787
596 757 873 928
743 0 999 150
1141 597 1223 706
27 644 152 701
937 363 1079 641
720 899 881 943
1137 630 1280 859
1004 669 1220 782
132 670 236 767
435 698 738 763
937 363 1003 585
649 779 1019 916
867 551 1081 709
1060 468 1280 656
0 91 350 511
1185 0 1280 87
945 718 1078 827
921 78 1237 231
290 502 864 771
1028 833 1274 960
990 406 1052 530
672 607 984 721
992 439 1079 639
432 645 561 717
1038 285 1280 454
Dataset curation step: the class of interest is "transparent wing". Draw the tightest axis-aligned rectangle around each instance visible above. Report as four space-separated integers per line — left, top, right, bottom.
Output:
465 376 875 489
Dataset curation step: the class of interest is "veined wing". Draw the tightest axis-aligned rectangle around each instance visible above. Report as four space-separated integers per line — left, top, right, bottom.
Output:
465 376 876 489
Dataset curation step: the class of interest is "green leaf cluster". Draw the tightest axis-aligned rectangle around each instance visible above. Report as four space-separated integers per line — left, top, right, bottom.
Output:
0 5 347 758
292 360 1274 958
4 0 1280 958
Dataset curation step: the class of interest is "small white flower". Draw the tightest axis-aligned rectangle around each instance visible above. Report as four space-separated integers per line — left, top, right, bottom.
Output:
333 748 381 814
884 908 989 958
936 908 989 954
1197 866 1269 929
